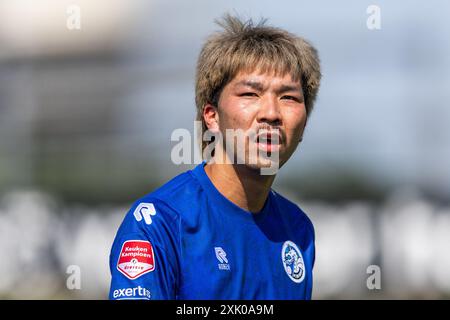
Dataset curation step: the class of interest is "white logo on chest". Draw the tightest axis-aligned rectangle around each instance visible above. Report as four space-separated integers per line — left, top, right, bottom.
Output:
281 241 305 283
214 247 230 270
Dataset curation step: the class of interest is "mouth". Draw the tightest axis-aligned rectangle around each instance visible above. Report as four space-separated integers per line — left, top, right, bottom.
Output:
256 131 282 153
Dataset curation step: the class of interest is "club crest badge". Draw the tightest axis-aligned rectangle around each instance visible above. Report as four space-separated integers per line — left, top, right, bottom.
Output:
281 240 305 283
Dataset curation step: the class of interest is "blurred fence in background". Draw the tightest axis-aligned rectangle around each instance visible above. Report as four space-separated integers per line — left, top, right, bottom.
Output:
0 188 449 299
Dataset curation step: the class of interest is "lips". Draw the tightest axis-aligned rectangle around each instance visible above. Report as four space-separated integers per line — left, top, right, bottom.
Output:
256 131 282 153
256 131 282 144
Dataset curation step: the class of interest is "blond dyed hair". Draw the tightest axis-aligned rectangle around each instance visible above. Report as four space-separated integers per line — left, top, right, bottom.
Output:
195 14 322 153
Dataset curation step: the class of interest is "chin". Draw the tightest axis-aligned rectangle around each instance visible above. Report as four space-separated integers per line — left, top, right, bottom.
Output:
240 155 283 175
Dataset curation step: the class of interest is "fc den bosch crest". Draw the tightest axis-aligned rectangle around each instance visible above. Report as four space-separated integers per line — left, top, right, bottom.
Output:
281 240 305 283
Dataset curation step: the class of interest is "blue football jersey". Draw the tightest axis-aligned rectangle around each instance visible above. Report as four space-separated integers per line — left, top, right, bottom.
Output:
109 162 315 300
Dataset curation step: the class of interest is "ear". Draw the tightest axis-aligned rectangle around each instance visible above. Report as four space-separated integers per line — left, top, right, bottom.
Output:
203 103 220 132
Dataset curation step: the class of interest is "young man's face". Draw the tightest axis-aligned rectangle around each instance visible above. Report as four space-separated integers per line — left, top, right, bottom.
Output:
213 69 307 172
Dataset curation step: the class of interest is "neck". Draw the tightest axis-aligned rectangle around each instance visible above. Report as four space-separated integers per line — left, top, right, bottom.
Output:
204 163 275 213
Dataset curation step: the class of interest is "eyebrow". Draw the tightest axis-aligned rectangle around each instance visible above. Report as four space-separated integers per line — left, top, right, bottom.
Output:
277 85 302 95
234 81 302 95
234 80 264 92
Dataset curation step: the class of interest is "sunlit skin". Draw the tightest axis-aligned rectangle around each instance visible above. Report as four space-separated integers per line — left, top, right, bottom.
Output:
203 69 307 213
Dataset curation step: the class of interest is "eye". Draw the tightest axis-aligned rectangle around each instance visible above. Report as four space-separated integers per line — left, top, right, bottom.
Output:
239 92 258 97
281 95 301 102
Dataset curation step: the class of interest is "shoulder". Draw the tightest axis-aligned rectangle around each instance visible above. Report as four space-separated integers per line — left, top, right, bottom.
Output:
146 168 203 211
119 168 203 232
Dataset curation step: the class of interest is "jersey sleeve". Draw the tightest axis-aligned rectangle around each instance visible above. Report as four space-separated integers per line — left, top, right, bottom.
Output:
109 198 180 300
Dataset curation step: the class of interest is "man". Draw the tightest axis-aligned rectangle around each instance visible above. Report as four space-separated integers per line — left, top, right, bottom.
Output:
109 14 321 300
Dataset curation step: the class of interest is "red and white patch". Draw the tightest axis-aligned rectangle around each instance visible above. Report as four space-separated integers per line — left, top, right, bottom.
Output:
117 240 155 280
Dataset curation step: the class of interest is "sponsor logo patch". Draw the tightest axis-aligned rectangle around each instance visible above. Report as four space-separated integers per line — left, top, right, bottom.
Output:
112 286 151 300
117 240 155 279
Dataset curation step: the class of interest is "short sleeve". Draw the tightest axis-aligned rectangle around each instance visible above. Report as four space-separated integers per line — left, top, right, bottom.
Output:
109 199 180 300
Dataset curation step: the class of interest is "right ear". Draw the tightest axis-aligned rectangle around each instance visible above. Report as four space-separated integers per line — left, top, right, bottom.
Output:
202 103 220 132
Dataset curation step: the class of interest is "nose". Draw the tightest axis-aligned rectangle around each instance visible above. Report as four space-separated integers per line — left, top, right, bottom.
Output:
256 96 282 126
